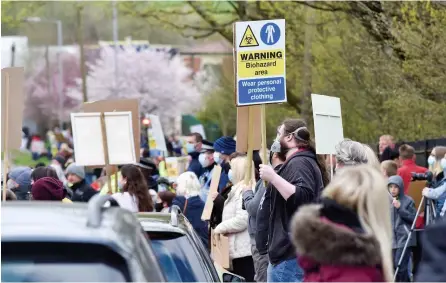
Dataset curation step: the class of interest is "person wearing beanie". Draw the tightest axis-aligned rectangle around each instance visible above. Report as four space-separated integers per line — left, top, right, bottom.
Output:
213 136 236 174
66 163 98 203
31 177 71 203
7 167 32 200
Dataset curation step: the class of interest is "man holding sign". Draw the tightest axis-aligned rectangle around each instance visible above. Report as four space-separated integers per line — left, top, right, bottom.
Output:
259 119 329 282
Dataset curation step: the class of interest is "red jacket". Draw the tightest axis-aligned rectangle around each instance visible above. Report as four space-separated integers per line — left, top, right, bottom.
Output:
397 159 428 194
292 204 385 282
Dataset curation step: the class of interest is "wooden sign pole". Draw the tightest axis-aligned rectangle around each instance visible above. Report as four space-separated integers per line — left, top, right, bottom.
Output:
260 104 268 187
100 113 112 194
2 73 10 202
244 106 254 185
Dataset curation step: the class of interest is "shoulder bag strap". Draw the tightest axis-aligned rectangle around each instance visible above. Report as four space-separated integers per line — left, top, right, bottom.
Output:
183 198 189 215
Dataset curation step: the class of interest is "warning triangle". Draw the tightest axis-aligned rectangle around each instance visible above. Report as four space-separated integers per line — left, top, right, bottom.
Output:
239 25 259 48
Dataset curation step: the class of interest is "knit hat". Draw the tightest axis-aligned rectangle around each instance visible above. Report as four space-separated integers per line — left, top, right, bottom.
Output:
31 177 66 201
8 167 32 187
54 155 66 167
66 163 85 179
214 136 236 155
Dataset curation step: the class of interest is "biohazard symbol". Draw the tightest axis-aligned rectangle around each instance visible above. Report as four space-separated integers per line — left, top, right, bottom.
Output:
239 25 259 48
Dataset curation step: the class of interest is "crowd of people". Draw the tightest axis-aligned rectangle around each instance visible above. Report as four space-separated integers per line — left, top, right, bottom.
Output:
4 120 446 282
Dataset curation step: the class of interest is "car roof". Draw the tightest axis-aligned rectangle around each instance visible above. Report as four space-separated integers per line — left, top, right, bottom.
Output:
2 201 142 258
137 212 188 234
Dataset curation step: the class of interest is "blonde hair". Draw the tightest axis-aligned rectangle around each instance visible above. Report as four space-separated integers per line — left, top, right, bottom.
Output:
431 146 446 176
322 164 393 282
380 135 394 144
381 160 398 177
230 155 255 188
176 172 201 198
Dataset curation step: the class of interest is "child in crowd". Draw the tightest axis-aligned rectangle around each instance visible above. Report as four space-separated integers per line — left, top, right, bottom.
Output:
388 175 417 282
381 160 398 178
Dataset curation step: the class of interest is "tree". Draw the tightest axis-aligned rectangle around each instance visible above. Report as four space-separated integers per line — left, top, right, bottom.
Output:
25 49 81 129
68 45 201 128
122 1 446 143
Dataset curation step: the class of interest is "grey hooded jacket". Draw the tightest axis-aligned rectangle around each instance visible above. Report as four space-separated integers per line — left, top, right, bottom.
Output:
243 180 266 244
388 175 417 249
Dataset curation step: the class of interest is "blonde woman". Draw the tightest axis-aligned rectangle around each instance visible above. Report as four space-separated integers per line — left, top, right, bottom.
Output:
423 146 446 216
214 155 255 282
172 171 208 247
291 165 393 282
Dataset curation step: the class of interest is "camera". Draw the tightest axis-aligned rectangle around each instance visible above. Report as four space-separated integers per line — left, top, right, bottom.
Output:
411 171 434 184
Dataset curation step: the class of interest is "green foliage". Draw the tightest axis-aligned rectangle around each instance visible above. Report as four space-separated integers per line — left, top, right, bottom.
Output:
155 1 446 144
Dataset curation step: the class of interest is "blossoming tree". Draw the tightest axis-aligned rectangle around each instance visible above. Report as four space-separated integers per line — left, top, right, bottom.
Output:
68 45 201 130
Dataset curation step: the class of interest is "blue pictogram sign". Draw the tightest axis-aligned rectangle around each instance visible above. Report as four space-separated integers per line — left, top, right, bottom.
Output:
260 22 281 46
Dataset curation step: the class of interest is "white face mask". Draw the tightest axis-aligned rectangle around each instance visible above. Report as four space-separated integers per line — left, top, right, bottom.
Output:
228 169 234 183
428 156 436 166
199 153 210 168
213 152 222 164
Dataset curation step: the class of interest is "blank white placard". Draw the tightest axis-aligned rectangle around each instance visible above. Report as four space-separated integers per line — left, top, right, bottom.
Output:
104 112 136 165
311 94 344 155
71 113 105 166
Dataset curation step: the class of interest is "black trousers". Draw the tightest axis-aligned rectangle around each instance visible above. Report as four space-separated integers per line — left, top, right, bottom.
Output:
393 248 411 282
232 256 255 282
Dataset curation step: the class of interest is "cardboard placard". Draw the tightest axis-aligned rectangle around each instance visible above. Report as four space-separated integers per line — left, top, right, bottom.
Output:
236 105 262 153
148 114 167 152
211 229 230 269
82 99 140 162
311 94 344 154
165 157 189 180
407 181 426 211
71 112 136 166
201 165 223 221
1 67 24 151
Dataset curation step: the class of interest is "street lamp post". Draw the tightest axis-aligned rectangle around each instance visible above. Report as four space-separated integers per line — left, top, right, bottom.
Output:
25 17 64 129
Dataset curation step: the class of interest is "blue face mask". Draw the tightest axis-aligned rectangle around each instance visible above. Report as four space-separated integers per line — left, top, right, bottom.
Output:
186 143 196 154
428 156 435 166
228 169 234 183
441 158 446 170
213 152 222 164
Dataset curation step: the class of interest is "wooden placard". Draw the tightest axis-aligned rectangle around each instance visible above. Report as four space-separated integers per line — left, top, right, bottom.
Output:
1 67 24 152
236 105 262 153
201 165 222 221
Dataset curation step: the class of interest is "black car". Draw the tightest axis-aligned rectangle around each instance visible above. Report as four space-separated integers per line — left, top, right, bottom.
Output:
138 206 245 282
1 195 165 282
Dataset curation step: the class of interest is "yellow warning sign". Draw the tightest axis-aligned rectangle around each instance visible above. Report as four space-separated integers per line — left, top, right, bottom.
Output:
239 25 259 48
237 49 285 78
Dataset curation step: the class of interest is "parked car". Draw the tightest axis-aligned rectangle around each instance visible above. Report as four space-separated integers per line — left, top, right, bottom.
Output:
1 194 165 282
138 206 245 282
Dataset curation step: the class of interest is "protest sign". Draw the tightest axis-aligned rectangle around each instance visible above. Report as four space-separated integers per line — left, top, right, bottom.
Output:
211 229 230 269
147 114 167 152
201 165 222 221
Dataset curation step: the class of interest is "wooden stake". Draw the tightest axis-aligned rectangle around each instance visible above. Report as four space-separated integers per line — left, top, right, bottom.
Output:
244 106 254 185
2 73 10 201
261 104 268 187
100 113 112 194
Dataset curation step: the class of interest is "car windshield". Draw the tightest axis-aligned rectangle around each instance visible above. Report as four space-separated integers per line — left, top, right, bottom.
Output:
148 232 209 282
1 242 131 282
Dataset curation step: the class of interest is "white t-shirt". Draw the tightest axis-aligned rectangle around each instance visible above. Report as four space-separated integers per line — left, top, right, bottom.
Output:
112 192 138 213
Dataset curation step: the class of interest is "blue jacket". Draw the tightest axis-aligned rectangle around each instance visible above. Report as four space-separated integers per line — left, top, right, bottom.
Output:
431 172 446 217
388 175 417 249
199 164 229 202
187 152 204 178
173 196 209 248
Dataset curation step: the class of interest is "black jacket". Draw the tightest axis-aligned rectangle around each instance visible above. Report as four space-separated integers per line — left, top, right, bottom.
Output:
268 149 324 265
416 216 446 282
71 180 98 202
209 184 232 229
